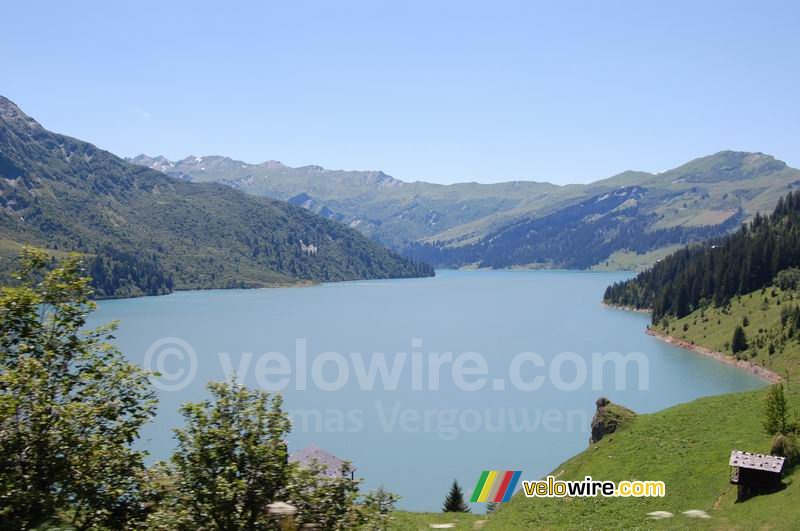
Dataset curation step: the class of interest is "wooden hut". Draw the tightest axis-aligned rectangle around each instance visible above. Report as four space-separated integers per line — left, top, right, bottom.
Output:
729 450 785 500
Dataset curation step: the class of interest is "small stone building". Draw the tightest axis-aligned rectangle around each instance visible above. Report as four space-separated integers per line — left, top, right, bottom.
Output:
289 444 355 479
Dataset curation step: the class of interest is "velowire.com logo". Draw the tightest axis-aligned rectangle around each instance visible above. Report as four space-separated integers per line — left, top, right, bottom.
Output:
470 471 522 503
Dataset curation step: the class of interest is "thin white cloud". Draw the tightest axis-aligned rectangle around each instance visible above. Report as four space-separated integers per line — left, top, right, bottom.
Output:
130 107 150 119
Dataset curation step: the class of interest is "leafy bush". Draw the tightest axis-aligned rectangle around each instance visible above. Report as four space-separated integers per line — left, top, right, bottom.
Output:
362 486 401 529
763 383 792 436
0 249 392 529
776 267 800 291
771 434 800 469
0 249 157 529
169 380 292 530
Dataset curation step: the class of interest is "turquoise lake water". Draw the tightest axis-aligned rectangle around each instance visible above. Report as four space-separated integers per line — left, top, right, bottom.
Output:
87 270 765 511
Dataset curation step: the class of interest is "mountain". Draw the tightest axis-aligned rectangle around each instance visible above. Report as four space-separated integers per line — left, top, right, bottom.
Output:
129 154 562 251
604 190 800 321
131 151 800 270
406 185 744 269
0 96 433 298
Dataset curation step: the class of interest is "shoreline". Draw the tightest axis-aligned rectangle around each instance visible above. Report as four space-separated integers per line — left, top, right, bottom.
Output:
600 301 652 314
91 271 438 302
645 327 782 384
455 264 640 273
91 279 320 301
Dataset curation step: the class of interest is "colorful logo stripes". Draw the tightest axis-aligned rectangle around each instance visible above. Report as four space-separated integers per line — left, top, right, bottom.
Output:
470 471 522 503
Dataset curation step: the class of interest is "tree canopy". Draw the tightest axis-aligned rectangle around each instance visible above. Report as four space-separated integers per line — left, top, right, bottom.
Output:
605 190 800 321
0 248 157 529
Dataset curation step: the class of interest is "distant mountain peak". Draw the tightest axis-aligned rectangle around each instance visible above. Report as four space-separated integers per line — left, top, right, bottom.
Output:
0 95 43 130
131 154 406 188
660 150 787 184
708 150 783 165
128 154 177 173
0 95 23 116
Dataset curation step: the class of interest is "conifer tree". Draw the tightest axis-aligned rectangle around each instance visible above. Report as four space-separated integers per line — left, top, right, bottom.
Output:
763 383 791 436
442 480 470 513
731 325 749 354
604 189 800 320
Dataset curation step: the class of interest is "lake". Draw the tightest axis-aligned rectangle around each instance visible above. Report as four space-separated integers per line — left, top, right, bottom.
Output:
88 270 765 511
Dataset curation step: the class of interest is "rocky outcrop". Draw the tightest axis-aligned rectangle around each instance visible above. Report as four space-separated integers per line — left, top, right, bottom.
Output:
589 397 636 445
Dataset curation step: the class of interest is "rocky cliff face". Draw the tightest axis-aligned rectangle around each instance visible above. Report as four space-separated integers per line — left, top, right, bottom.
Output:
589 397 636 444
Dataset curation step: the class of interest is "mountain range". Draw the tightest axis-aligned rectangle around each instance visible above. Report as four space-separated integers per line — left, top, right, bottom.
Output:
131 150 800 270
0 96 432 298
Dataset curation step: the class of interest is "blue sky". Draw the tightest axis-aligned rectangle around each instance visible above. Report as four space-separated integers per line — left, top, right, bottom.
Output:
2 1 798 184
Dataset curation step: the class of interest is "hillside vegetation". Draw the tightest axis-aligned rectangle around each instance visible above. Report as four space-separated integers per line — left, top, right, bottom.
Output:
130 153 564 251
0 96 432 297
133 151 800 270
386 284 800 529
405 186 741 269
655 286 800 381
472 280 800 529
461 190 800 529
605 190 800 321
483 388 800 529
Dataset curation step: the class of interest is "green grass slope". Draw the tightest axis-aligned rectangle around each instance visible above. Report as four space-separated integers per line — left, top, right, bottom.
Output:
655 287 800 380
480 288 800 529
389 288 800 529
389 511 482 530
486 389 800 530
591 245 684 272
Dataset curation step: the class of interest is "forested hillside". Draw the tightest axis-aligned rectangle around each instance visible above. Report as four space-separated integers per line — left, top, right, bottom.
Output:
0 96 432 298
604 190 800 321
404 186 743 269
133 152 800 271
130 153 562 251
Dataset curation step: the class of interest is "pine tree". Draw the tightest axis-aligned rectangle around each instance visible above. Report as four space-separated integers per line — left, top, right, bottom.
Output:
673 283 690 317
763 383 791 436
442 480 470 513
731 325 749 354
603 189 800 320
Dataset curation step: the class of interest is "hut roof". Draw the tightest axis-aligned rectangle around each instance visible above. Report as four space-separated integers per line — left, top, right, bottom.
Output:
729 450 785 473
289 444 352 477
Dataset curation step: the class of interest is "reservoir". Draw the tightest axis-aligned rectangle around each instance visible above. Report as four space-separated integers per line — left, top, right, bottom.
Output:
88 270 765 511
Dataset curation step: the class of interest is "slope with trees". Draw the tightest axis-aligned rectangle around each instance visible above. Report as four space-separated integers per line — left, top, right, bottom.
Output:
604 190 800 321
0 96 433 299
0 249 401 529
132 151 800 271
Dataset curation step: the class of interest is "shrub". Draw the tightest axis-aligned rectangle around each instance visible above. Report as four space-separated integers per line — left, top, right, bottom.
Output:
763 383 791 436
